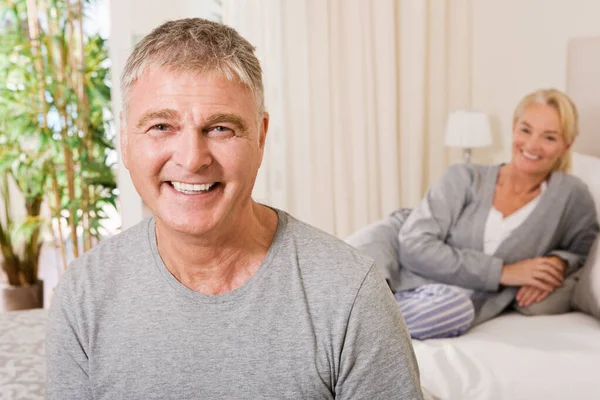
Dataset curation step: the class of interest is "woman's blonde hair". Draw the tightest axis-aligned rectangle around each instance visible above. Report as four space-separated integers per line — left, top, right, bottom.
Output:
512 88 579 172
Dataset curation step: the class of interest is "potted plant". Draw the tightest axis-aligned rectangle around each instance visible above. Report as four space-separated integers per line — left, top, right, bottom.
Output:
0 0 117 311
0 149 46 311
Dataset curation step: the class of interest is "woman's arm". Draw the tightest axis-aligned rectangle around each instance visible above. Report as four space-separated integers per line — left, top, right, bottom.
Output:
546 183 599 275
398 164 504 292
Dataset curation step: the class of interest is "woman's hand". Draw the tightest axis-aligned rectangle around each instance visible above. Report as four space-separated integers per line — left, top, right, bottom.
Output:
500 256 567 291
515 285 551 308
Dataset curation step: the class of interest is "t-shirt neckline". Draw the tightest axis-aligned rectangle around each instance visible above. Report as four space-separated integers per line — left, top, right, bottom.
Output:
146 208 288 304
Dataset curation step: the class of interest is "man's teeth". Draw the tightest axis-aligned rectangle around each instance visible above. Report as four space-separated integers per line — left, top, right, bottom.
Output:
171 181 215 194
522 151 541 161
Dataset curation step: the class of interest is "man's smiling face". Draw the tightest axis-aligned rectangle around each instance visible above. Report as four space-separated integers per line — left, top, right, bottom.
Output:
121 68 268 237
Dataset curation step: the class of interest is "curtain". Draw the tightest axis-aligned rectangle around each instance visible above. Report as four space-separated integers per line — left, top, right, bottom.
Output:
223 0 471 238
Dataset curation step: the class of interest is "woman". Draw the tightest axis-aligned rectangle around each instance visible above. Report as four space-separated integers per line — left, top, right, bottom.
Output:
347 89 598 340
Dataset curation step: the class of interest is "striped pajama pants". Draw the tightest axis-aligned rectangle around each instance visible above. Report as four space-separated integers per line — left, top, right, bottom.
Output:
394 284 475 340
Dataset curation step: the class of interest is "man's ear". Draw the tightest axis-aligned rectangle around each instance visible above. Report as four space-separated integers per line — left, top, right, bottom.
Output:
120 112 129 170
259 112 269 151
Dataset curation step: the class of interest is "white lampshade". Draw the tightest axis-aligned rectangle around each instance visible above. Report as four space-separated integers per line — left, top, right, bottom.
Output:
444 110 493 149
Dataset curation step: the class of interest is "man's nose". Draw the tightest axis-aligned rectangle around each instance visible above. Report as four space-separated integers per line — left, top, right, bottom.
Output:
172 128 212 172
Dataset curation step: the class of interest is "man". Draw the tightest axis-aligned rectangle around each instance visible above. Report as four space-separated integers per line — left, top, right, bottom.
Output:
46 18 423 399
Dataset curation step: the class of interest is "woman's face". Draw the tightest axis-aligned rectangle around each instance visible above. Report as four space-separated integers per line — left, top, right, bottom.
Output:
511 103 569 177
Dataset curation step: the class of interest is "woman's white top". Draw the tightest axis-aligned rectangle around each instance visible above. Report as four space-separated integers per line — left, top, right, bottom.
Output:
483 182 548 255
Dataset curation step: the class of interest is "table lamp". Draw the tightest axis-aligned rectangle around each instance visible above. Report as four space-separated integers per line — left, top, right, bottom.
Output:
444 110 493 163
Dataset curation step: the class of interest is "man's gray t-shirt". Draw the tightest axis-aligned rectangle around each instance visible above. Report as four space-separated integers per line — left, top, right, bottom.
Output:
46 210 422 399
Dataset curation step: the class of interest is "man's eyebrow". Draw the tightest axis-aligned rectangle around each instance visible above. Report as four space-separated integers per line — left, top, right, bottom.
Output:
203 113 248 132
135 109 179 129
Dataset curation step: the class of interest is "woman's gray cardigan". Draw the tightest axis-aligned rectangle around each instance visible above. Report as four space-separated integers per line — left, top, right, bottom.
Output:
346 164 599 325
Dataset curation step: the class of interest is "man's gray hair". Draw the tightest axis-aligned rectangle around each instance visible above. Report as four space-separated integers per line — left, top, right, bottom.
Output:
120 18 264 115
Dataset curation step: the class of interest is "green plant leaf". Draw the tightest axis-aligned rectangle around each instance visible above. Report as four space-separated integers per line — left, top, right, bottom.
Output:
11 216 44 247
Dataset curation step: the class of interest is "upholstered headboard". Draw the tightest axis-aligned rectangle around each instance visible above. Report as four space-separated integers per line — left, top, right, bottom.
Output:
567 36 600 158
567 38 600 325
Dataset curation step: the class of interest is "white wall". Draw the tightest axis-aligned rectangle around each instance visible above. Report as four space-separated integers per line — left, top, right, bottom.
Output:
470 0 600 165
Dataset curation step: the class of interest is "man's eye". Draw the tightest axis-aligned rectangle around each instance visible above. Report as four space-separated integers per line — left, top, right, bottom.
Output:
207 126 234 138
545 136 557 141
521 128 530 134
151 124 170 131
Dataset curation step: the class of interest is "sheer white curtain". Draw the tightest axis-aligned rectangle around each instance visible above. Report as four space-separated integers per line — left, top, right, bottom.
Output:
223 0 471 238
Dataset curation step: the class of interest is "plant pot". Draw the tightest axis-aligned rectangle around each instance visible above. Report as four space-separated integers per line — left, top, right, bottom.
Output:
0 281 44 312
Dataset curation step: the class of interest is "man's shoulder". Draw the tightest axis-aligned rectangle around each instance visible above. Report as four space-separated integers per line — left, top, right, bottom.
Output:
59 217 154 291
75 216 151 264
284 212 374 263
280 212 376 285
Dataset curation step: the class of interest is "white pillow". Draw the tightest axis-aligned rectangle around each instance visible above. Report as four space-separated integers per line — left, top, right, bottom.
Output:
570 152 600 318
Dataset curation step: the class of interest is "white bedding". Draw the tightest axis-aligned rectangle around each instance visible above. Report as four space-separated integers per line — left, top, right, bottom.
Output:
413 312 600 400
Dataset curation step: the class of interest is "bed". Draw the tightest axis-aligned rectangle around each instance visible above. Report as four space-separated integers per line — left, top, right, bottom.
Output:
413 35 600 400
413 312 600 400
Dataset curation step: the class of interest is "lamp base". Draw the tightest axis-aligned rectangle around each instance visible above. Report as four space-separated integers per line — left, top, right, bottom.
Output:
462 148 473 164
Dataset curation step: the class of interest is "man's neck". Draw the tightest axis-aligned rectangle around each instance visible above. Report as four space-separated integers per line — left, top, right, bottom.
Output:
155 203 279 295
